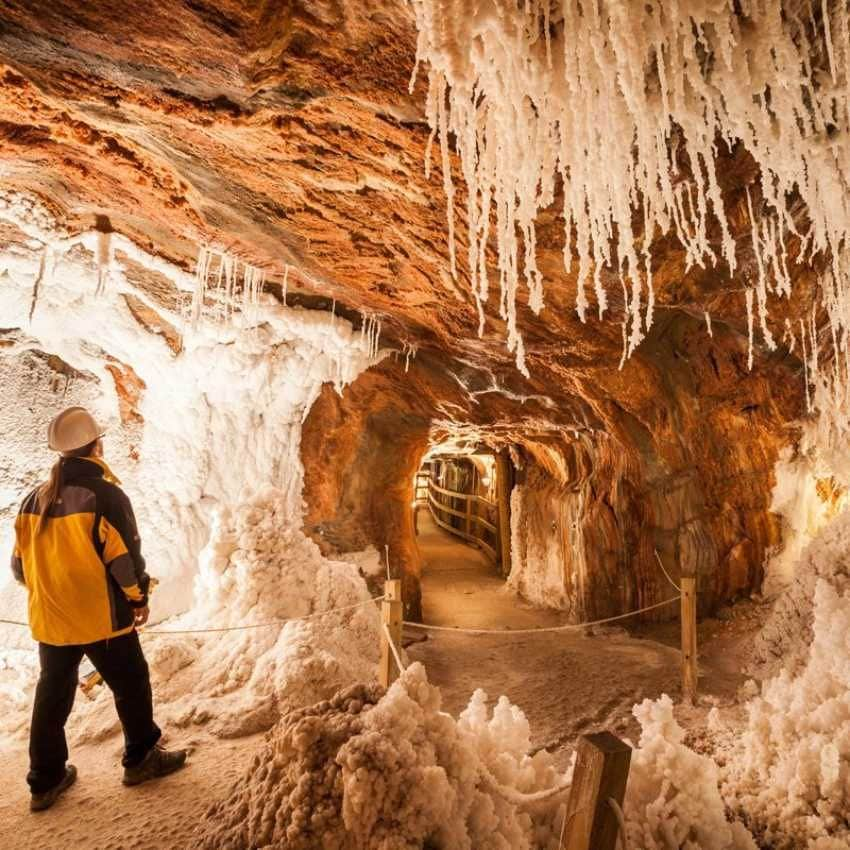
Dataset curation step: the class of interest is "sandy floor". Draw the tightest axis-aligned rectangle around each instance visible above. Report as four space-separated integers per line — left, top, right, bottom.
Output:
411 511 762 763
0 730 264 850
0 515 765 848
416 510 573 630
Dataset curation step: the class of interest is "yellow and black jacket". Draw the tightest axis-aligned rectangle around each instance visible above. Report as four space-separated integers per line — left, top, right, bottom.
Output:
10 456 151 646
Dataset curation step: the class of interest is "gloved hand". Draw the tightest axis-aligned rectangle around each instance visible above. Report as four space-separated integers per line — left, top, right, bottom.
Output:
134 605 150 627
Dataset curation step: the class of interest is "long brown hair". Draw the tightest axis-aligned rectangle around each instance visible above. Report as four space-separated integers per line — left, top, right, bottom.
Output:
36 440 98 531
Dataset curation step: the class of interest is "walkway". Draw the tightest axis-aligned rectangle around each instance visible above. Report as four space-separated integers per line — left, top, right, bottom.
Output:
416 508 570 630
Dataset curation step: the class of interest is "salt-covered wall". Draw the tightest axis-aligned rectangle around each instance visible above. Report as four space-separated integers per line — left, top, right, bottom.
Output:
0 194 380 628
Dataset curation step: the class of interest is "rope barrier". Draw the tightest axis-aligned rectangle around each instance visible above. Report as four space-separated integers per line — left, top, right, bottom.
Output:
403 595 681 636
608 797 629 850
382 621 406 675
479 762 571 806
0 596 385 636
653 549 682 593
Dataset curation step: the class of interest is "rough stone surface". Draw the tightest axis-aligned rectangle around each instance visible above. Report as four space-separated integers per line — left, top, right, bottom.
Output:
0 0 812 618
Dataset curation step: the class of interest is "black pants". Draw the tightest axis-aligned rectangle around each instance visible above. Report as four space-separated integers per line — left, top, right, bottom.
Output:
27 630 161 794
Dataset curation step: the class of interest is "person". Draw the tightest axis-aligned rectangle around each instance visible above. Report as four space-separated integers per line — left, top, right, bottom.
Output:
10 406 187 811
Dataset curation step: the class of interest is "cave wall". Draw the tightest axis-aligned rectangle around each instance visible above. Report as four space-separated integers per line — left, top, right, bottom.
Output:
301 363 443 619
506 312 792 621
305 308 798 625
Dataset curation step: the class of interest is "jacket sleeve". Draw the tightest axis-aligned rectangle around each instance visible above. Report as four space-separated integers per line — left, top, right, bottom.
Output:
10 542 24 585
98 485 151 608
11 510 25 585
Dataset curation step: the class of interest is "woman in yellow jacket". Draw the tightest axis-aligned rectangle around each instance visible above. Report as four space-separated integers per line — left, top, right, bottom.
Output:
11 406 186 811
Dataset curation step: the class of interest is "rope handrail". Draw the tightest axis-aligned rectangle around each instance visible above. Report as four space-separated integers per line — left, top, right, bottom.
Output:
0 595 385 636
478 762 571 806
382 621 406 675
653 549 683 593
427 477 495 506
403 595 681 636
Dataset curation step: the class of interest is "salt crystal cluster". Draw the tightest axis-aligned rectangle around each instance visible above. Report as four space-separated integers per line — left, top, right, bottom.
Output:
723 578 850 848
146 488 382 738
752 506 850 677
195 662 569 850
624 695 756 850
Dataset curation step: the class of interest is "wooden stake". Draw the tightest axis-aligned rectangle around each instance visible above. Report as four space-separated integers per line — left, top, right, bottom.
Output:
564 732 632 850
464 497 472 536
495 451 512 577
379 579 403 689
681 576 698 704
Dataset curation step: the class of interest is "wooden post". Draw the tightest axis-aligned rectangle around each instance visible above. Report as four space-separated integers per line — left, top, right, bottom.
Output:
464 497 472 536
379 579 403 689
495 451 512 577
564 732 632 850
681 576 698 704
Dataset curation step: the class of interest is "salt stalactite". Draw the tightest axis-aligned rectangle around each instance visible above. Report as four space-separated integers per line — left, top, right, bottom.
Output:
190 245 266 329
745 288 755 372
409 0 850 372
190 245 213 326
94 230 113 297
282 264 290 307
704 311 713 338
402 341 418 373
359 313 382 359
800 316 812 413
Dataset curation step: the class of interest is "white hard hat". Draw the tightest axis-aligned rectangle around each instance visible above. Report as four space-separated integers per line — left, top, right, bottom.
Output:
47 406 105 453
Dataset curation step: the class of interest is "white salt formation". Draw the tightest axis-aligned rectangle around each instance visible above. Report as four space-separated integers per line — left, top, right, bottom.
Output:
410 0 850 374
624 696 756 850
0 191 386 736
139 489 381 738
196 662 569 850
752 503 850 677
723 578 850 849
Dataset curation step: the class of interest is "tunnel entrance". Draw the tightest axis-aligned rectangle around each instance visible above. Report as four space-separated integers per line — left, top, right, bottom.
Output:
413 447 519 627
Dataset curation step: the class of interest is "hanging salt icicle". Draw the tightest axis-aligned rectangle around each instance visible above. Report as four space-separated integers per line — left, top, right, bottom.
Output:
402 341 418 373
409 0 850 373
782 318 796 355
704 312 713 338
190 245 266 329
745 289 755 372
191 246 212 327
94 230 113 297
282 265 290 307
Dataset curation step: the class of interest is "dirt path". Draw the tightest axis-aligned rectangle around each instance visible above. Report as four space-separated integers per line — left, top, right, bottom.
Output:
0 730 264 850
416 509 571 629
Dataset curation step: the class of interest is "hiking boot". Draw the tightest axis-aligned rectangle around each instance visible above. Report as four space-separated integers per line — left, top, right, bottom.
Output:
30 765 77 812
122 744 187 786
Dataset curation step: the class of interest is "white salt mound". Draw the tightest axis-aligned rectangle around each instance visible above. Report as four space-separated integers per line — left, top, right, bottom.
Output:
751 507 850 677
624 695 756 850
195 662 569 850
723 579 850 849
143 488 382 738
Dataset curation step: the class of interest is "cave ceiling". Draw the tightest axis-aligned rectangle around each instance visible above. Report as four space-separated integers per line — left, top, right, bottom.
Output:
0 0 808 460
